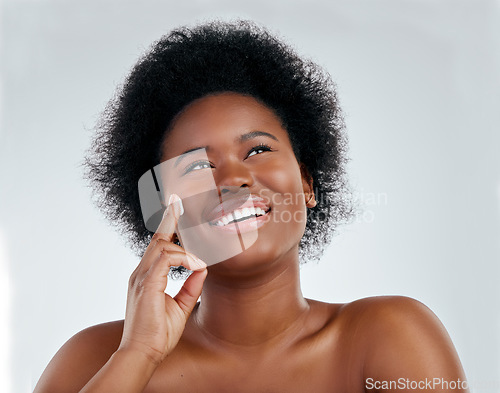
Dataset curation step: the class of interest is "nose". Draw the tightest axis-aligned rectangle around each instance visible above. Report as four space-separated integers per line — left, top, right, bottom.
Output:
214 157 254 194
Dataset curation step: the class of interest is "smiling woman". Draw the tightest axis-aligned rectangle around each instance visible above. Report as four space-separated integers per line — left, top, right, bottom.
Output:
33 20 469 393
81 19 354 280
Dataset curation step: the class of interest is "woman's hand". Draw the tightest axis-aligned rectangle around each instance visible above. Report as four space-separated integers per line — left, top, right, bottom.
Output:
117 194 208 366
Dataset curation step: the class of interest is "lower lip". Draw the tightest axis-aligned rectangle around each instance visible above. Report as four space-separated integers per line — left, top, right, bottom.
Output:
208 210 271 234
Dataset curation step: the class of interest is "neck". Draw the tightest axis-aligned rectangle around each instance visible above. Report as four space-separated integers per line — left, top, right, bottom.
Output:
192 247 310 353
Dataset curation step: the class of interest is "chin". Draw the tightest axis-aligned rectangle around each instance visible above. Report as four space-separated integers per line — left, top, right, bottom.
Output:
209 234 298 275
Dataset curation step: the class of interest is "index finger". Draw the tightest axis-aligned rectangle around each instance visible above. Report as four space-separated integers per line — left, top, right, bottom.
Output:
135 194 185 275
154 193 184 241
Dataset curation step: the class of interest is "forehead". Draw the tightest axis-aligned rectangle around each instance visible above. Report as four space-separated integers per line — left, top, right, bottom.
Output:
161 92 291 158
170 92 284 131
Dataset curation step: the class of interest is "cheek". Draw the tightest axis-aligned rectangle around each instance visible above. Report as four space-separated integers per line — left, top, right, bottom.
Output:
258 160 308 230
258 158 304 195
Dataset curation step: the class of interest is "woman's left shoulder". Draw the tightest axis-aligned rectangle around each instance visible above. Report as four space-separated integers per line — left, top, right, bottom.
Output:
330 295 469 390
339 294 437 321
333 295 450 347
314 295 438 327
306 295 436 327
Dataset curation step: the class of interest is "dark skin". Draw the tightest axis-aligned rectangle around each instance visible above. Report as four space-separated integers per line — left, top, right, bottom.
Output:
34 93 469 393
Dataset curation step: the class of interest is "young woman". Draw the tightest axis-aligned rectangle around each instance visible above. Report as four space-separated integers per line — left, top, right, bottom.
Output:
34 20 469 392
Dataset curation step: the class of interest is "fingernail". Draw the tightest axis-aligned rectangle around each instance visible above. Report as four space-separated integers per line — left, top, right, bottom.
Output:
196 259 207 269
165 194 184 217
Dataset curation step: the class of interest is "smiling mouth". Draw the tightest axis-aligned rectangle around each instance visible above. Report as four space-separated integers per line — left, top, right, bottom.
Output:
209 206 271 227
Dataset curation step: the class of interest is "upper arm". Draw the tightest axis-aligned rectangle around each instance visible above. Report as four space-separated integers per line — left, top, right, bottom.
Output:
359 296 469 392
33 321 123 393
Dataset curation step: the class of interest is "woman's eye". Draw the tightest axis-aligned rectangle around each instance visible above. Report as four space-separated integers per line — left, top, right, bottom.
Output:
184 160 212 174
247 144 272 158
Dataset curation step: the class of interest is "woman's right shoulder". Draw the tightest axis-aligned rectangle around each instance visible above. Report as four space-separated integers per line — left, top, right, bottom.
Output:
33 319 125 393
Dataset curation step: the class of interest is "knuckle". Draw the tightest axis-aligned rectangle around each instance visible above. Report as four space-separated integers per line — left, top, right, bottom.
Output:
158 250 183 270
159 243 177 256
151 233 169 243
157 250 171 266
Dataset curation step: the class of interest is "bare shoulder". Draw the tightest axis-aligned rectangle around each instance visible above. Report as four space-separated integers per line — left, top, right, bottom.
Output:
335 295 454 354
310 295 435 330
336 295 436 321
333 295 469 392
308 296 440 356
33 320 125 393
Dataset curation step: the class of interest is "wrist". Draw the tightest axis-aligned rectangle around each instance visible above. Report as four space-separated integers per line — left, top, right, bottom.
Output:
113 347 161 373
78 347 160 393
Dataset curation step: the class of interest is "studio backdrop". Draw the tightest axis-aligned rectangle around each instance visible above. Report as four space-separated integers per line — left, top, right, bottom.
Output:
0 0 498 392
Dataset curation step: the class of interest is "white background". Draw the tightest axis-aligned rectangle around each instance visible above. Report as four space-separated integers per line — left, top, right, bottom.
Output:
0 0 499 392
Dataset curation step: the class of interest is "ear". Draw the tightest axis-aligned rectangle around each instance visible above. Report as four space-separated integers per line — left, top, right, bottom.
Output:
299 163 317 208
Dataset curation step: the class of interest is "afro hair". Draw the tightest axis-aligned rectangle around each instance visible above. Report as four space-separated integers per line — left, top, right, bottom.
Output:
82 19 355 279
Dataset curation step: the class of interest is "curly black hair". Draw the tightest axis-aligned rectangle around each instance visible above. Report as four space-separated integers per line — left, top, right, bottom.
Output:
82 19 355 279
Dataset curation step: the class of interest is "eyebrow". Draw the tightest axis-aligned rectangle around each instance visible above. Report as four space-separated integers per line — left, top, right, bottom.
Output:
237 130 279 143
173 130 279 168
174 147 208 167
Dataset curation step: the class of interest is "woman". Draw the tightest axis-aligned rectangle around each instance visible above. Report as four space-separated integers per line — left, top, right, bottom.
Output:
34 20 469 392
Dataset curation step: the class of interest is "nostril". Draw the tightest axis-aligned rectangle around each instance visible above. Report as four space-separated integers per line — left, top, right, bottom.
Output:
219 185 250 195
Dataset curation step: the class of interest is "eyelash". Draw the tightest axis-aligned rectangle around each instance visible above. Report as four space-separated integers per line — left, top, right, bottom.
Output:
184 143 274 174
247 143 273 157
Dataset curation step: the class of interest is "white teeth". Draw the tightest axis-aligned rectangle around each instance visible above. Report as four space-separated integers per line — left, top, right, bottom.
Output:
212 206 269 227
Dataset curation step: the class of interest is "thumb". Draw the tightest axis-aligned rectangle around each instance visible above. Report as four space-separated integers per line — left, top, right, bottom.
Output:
173 268 208 318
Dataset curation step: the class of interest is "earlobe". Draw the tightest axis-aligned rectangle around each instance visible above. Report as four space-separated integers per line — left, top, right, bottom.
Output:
305 193 317 208
300 163 317 208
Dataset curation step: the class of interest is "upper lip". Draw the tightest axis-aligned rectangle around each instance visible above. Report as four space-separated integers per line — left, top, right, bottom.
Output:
204 194 271 224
